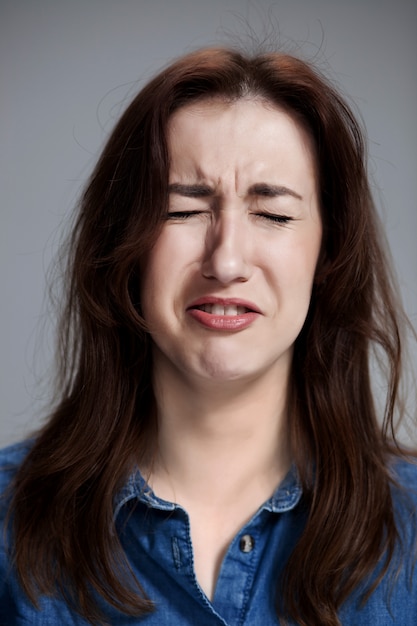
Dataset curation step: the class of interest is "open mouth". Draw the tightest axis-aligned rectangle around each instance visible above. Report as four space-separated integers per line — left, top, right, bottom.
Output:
193 304 251 316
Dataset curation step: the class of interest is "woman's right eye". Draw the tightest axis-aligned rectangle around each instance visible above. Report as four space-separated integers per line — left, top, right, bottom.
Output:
166 211 205 220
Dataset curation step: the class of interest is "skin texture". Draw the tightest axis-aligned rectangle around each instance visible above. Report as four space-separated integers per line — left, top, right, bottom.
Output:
140 98 323 599
142 98 322 391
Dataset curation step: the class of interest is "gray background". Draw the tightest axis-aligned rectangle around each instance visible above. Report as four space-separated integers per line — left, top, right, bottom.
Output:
1 0 416 446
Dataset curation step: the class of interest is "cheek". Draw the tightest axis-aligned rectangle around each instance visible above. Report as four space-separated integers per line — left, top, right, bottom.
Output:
296 224 323 274
140 232 195 318
272 234 321 279
268 236 322 315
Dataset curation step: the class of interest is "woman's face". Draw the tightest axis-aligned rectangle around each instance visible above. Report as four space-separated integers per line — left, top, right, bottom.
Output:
141 98 322 389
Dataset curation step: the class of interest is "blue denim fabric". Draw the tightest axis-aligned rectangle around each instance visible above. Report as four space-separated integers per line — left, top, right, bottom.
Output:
1 440 416 625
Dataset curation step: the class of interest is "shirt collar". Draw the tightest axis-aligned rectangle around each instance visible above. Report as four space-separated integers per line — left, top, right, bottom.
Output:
263 464 303 513
113 463 303 520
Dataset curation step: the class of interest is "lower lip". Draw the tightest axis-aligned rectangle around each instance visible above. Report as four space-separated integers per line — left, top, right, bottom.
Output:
187 309 259 331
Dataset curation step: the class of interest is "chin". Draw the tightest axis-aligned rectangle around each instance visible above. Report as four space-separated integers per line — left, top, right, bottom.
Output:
192 354 267 384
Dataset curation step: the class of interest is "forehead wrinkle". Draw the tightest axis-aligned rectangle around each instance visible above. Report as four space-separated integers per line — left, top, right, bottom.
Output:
169 100 318 203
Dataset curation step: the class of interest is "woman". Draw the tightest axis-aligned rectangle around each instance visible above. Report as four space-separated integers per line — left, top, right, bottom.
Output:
1 47 416 626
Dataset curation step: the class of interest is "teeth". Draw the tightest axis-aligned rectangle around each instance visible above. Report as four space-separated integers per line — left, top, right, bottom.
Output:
199 304 248 315
224 304 238 316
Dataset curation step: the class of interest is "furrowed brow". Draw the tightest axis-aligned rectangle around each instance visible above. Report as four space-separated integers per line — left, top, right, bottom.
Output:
168 183 214 198
248 183 303 201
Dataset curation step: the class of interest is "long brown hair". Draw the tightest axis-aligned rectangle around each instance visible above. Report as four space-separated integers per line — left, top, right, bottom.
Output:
7 47 414 625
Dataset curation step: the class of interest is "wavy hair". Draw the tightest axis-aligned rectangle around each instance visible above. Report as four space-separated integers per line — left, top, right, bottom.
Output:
8 47 413 626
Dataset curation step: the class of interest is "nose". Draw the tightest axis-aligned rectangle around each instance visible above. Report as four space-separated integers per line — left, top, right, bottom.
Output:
202 209 253 284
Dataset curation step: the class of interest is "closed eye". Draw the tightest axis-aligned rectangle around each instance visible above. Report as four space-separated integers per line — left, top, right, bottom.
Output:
166 210 206 220
255 213 294 225
166 210 293 224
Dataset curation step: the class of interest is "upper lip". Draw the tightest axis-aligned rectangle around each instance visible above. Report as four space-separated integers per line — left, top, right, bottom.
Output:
187 296 262 313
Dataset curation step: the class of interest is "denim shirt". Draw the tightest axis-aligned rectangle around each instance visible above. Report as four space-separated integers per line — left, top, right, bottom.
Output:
1 440 416 625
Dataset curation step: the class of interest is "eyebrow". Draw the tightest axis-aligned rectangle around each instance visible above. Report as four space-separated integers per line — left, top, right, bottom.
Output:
248 183 303 201
168 182 303 201
168 183 214 198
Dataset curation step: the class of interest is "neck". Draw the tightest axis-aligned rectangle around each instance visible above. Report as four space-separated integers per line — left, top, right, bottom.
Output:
146 357 291 510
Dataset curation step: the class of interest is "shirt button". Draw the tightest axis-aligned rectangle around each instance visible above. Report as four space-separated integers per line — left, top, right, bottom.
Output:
239 534 255 553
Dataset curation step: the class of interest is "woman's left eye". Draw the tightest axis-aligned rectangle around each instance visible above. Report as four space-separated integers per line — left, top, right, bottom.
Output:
255 213 293 225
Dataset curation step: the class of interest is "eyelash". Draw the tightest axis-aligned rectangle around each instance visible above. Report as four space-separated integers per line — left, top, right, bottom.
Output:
166 211 204 220
166 211 293 225
255 213 293 225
